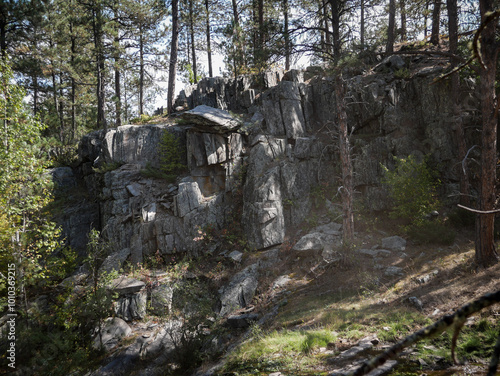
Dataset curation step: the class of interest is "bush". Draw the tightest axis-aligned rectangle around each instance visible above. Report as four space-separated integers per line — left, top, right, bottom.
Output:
382 155 440 226
406 220 456 245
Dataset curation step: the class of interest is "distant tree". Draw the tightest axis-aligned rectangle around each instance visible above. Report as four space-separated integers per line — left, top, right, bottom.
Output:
430 0 441 45
167 0 180 114
386 0 396 52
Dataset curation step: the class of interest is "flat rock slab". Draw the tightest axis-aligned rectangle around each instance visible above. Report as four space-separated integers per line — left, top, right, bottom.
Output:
180 105 242 133
109 276 145 295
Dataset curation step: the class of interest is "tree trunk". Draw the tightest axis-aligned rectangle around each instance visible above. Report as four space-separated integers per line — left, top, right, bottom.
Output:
386 0 395 53
430 0 441 45
328 0 341 59
167 0 179 115
205 0 213 77
335 75 354 242
114 60 121 127
284 0 290 70
189 0 197 83
475 0 499 267
360 0 365 49
70 20 76 141
231 0 243 76
139 24 144 115
400 0 407 42
93 6 107 130
323 0 331 53
447 0 470 206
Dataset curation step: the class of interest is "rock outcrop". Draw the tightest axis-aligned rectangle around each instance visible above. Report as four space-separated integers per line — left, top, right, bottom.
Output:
65 61 479 265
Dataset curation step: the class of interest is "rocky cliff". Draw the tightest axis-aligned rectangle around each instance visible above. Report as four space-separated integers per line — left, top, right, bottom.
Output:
64 55 479 263
43 54 484 376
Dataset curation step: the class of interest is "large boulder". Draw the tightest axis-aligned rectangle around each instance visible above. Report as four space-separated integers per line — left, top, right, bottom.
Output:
180 105 242 133
218 264 259 317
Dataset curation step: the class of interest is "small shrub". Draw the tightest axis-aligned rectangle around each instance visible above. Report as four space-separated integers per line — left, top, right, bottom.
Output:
394 68 411 79
92 161 122 174
448 207 475 228
159 131 185 175
406 220 456 245
382 155 440 226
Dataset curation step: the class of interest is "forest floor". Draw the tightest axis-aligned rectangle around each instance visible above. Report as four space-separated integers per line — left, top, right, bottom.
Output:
211 213 500 376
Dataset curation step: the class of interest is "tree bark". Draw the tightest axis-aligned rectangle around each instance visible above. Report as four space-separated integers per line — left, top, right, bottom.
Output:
189 0 197 83
335 75 354 242
386 0 395 53
447 0 469 206
284 0 290 70
139 23 144 115
475 0 499 267
167 0 179 115
205 0 213 77
328 0 341 59
400 0 406 42
360 0 365 49
93 4 107 130
430 0 441 45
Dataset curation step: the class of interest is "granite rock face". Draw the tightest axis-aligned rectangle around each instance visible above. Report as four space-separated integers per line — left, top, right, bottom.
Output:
64 63 479 262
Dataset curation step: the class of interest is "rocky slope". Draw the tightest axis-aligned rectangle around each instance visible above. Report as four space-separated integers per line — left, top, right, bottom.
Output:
47 53 485 375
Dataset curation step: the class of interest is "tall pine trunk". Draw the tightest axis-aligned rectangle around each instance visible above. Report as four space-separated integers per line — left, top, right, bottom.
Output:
386 0 395 53
93 6 107 130
284 0 290 70
328 0 341 58
447 0 470 206
139 24 144 115
430 0 441 45
205 0 213 77
475 0 499 267
400 0 407 42
335 75 354 242
360 0 365 49
167 0 179 115
189 0 197 83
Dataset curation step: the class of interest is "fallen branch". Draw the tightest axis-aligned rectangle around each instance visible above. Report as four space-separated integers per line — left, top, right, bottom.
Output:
457 204 500 214
348 290 500 376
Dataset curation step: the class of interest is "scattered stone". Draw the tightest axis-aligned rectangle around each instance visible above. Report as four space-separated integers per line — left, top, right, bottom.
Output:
272 275 292 289
381 236 406 251
384 266 404 277
408 296 423 311
109 276 146 295
416 269 439 284
93 317 132 351
226 313 259 328
292 233 324 252
227 250 243 263
99 248 131 275
126 183 142 197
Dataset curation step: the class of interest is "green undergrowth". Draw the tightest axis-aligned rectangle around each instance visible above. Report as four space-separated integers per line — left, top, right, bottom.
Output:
222 294 499 376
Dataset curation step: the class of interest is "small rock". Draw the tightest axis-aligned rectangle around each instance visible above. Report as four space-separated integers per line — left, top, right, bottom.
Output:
408 296 423 311
381 236 406 251
126 183 142 197
272 275 291 289
226 313 259 328
292 233 324 252
227 251 243 263
384 266 404 277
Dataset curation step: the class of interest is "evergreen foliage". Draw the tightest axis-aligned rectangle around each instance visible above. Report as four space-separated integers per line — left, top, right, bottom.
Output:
382 155 440 225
